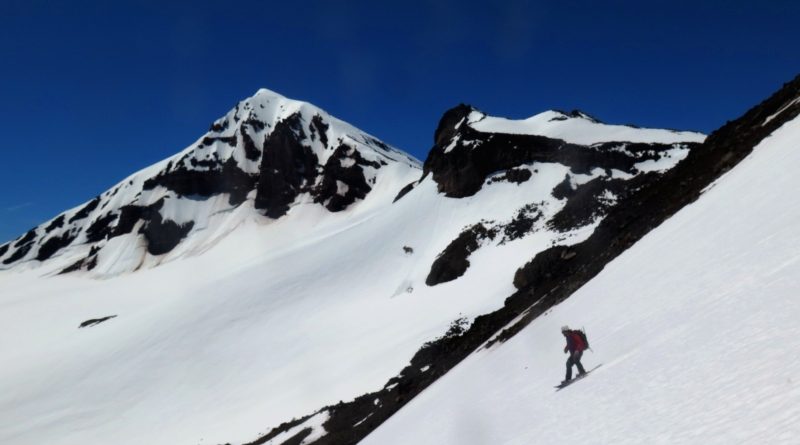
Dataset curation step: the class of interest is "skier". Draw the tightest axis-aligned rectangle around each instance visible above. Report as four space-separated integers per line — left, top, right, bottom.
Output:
561 325 587 384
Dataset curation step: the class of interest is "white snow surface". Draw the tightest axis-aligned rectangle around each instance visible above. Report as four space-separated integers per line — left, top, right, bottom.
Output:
468 109 706 145
364 115 800 444
0 91 712 445
0 162 594 445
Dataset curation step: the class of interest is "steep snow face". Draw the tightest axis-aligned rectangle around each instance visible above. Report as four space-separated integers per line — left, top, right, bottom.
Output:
467 109 706 145
0 98 706 445
363 113 800 445
0 89 419 277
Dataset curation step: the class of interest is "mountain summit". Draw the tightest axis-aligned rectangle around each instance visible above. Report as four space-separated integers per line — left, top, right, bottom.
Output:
0 90 419 276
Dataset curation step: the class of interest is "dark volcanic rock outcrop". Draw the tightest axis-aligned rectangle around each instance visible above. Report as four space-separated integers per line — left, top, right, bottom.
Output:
143 156 258 207
312 143 380 212
426 223 498 286
423 105 700 198
254 113 319 218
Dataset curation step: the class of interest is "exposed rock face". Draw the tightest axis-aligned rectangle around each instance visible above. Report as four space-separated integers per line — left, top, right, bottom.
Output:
254 113 320 218
426 223 498 285
68 197 101 223
312 143 381 212
36 232 78 262
422 105 700 287
138 212 195 256
423 104 701 198
142 156 258 207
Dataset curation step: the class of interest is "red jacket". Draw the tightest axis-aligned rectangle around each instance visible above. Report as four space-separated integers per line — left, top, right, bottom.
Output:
564 330 586 353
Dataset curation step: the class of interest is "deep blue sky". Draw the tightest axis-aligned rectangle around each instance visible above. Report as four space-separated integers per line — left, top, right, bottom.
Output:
1 1 798 243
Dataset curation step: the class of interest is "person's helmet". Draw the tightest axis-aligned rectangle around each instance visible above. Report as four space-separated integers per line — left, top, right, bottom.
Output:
561 325 570 332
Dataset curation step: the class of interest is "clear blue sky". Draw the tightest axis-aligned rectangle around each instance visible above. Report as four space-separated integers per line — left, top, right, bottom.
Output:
1 0 798 243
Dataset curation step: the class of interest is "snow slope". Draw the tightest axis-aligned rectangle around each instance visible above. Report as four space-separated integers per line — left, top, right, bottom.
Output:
0 89 708 445
0 165 600 445
363 108 800 444
468 109 706 145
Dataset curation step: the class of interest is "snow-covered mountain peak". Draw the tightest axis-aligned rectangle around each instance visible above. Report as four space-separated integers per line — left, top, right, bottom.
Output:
0 89 421 276
253 87 286 100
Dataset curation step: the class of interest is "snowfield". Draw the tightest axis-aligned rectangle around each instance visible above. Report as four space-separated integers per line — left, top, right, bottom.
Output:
467 109 706 145
0 173 597 444
0 85 722 445
0 152 653 443
362 113 800 444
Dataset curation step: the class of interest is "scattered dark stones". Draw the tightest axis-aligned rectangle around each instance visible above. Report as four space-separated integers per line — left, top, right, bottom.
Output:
68 196 101 223
501 203 544 243
78 315 117 328
44 215 65 233
426 223 498 286
36 232 78 261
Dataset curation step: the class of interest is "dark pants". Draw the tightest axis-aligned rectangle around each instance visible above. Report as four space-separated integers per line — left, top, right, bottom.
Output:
565 350 586 380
